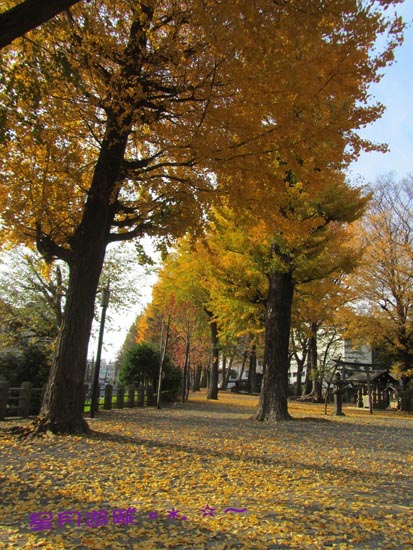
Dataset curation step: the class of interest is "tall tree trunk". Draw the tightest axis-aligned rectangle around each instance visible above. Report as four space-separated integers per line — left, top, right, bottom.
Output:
227 355 234 383
207 316 219 400
239 348 248 380
182 331 190 403
295 362 304 397
37 101 131 434
291 331 308 397
256 270 294 421
221 355 227 390
33 10 152 434
248 345 257 394
193 363 202 391
200 365 208 388
39 244 107 433
304 345 312 395
309 323 323 402
396 322 413 375
157 315 171 409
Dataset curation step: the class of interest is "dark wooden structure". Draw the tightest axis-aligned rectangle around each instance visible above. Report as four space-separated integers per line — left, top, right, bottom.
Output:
346 370 399 410
334 360 400 412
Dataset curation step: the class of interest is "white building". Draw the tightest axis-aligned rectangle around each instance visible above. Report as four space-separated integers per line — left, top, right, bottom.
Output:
288 337 372 387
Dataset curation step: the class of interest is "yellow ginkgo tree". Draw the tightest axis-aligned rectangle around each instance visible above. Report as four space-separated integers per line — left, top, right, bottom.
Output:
190 177 367 421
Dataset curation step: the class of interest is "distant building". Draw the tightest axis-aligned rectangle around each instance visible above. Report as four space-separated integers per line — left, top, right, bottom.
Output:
85 358 119 385
288 337 373 388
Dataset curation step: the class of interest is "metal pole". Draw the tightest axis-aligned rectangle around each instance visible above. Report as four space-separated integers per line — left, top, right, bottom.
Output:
90 283 110 418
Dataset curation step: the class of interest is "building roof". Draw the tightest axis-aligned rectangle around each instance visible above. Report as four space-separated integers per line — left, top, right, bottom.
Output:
345 370 398 384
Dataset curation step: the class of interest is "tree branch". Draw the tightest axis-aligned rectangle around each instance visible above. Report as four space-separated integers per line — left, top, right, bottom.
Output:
0 0 82 49
107 227 145 243
35 223 72 263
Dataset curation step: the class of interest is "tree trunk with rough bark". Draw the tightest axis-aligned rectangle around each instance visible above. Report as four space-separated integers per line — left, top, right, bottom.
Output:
192 363 202 391
39 244 107 433
33 9 152 434
221 355 227 390
200 365 208 388
304 347 313 395
182 333 190 403
309 323 323 402
291 332 308 397
256 269 294 421
36 102 132 433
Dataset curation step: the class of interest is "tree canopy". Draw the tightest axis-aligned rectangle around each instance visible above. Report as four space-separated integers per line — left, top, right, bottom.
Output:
0 0 405 433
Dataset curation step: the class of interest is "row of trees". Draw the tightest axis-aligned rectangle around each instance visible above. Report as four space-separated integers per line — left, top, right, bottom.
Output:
0 0 405 432
128 175 413 411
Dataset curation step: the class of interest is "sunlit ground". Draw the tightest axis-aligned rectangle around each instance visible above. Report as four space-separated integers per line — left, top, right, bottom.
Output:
0 390 412 549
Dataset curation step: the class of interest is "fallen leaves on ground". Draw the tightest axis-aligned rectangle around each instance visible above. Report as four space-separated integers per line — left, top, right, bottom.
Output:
0 392 412 549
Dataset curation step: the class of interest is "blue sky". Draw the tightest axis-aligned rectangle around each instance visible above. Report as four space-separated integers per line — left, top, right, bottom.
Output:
348 1 413 183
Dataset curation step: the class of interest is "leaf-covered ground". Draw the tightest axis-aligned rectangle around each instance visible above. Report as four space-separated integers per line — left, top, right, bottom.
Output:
0 391 412 549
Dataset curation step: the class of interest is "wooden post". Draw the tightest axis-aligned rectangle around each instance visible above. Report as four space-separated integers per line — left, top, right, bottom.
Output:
0 381 9 420
18 382 31 418
104 384 113 410
117 385 125 409
146 384 155 406
127 384 135 408
83 384 89 413
357 388 363 408
137 383 144 407
366 367 373 415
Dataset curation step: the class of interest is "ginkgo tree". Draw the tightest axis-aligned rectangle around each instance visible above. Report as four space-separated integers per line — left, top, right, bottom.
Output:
0 0 405 433
142 230 264 399
188 183 367 421
255 178 368 421
0 0 254 433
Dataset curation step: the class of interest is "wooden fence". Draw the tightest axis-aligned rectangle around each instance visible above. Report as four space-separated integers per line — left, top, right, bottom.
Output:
0 381 168 420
